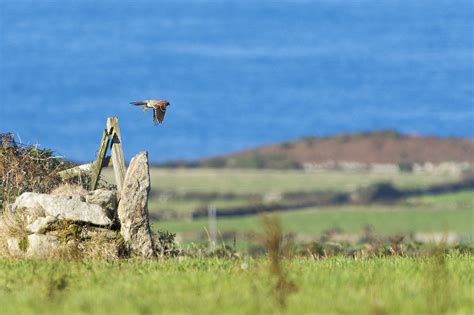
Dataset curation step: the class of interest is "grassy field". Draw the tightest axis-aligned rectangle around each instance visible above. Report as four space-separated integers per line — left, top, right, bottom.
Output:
145 168 461 194
104 168 473 245
104 167 462 195
406 190 474 207
2 165 473 315
105 168 466 215
157 205 473 241
0 256 471 315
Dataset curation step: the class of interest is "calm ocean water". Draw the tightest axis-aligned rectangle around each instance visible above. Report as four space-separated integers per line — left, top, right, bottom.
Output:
0 0 473 162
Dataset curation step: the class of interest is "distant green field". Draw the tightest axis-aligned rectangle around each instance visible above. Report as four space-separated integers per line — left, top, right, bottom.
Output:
150 190 474 216
148 197 251 215
103 167 461 195
0 257 471 315
112 167 463 215
406 190 474 207
146 168 461 194
156 206 474 239
104 168 473 241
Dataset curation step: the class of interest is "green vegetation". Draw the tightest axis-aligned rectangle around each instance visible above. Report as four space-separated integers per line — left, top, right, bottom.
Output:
204 152 298 169
1 138 473 315
406 190 474 207
0 256 471 314
149 197 251 215
157 206 474 238
143 168 460 194
103 168 469 221
139 168 464 215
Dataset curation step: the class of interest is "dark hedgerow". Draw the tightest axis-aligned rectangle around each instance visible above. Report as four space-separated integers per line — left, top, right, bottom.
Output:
0 133 74 210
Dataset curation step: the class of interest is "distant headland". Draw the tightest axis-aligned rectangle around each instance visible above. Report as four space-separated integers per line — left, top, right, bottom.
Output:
160 130 474 171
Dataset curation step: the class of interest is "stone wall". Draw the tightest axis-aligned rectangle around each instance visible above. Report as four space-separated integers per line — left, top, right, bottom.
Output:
1 151 159 259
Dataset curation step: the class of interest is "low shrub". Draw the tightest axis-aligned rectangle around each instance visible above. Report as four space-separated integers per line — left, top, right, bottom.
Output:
0 133 73 211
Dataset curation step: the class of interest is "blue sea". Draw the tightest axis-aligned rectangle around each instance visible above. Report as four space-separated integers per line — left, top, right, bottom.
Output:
0 0 473 163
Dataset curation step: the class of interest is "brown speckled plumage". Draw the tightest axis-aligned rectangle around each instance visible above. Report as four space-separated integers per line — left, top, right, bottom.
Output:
130 99 170 125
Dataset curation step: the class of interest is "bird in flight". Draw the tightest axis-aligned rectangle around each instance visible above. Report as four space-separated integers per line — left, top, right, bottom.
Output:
130 99 170 125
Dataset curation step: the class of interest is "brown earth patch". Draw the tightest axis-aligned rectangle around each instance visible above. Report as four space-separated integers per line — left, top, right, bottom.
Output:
199 131 474 168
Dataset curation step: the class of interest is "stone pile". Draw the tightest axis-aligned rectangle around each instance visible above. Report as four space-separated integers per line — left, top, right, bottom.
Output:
3 151 157 259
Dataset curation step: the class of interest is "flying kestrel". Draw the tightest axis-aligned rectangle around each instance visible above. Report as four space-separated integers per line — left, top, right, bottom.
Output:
130 99 170 125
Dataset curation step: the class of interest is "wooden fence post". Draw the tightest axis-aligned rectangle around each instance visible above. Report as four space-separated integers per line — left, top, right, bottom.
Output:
89 128 111 190
58 116 127 193
107 117 127 192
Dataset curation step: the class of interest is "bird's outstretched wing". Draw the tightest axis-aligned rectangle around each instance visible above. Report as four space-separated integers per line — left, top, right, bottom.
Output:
152 105 166 124
130 101 148 106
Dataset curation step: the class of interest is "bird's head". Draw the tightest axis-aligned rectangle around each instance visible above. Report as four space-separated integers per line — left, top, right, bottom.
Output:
162 100 170 107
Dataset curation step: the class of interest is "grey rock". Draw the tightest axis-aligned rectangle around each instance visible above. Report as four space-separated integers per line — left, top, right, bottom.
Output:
51 184 89 198
26 234 59 258
117 152 155 258
7 238 23 257
23 206 46 226
86 189 117 217
26 216 57 234
13 192 112 226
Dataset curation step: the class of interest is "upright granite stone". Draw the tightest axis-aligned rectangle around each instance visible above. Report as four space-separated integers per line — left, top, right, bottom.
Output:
117 152 155 258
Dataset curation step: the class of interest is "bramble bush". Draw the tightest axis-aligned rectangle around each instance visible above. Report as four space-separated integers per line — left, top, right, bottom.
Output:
0 133 73 211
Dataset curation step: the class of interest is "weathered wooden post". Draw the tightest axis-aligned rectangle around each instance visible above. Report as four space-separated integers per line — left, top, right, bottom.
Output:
89 128 111 190
106 117 127 191
59 117 127 193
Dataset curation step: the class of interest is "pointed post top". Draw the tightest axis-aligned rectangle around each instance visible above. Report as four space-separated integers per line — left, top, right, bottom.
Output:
106 117 126 192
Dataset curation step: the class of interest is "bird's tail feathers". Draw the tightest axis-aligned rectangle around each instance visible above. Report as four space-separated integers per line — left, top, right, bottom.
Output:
130 101 147 106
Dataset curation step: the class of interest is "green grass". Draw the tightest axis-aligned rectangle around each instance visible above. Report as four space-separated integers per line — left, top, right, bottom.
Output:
149 168 461 193
157 206 474 238
0 256 471 314
125 167 464 215
406 190 474 207
149 197 252 215
104 168 461 195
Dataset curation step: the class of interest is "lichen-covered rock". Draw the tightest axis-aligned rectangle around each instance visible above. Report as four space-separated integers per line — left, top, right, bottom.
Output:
23 206 46 226
117 152 155 258
13 192 113 226
86 189 117 218
26 216 57 234
26 234 59 258
51 184 89 197
7 238 23 257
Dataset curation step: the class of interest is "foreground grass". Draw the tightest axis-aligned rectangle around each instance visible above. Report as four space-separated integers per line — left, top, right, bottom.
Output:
157 206 474 238
0 256 471 315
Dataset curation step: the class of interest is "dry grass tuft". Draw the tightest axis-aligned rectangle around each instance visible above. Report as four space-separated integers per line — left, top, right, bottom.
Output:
46 221 125 260
0 205 29 258
261 215 297 309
